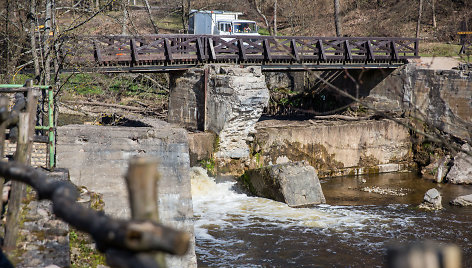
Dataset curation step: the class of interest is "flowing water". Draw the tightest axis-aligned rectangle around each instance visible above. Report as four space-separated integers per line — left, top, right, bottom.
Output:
190 167 472 267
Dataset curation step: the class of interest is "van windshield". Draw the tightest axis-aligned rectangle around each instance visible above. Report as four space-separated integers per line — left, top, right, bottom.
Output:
233 22 257 33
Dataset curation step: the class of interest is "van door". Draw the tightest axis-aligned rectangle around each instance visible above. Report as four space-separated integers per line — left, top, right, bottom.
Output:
218 22 232 35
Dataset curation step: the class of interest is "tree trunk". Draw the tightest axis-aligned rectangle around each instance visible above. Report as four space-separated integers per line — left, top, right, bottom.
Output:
30 0 40 82
181 0 191 34
431 0 436 28
273 0 277 36
5 0 11 83
44 0 53 85
143 0 159 34
416 0 423 38
122 0 129 35
334 0 342 37
253 0 272 35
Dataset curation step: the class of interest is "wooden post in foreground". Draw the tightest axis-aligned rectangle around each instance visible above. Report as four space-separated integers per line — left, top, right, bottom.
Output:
125 156 166 267
4 83 39 250
0 96 10 222
386 242 461 268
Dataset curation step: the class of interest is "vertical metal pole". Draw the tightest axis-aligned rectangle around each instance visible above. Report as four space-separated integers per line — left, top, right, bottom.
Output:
48 86 55 169
203 67 209 131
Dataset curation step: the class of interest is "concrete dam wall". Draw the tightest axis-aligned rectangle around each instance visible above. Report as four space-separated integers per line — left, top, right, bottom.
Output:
56 122 197 267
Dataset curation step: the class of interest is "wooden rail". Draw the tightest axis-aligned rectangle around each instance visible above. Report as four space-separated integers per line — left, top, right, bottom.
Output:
64 35 419 71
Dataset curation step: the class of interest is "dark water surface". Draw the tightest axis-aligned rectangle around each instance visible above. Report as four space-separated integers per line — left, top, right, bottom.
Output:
191 169 472 267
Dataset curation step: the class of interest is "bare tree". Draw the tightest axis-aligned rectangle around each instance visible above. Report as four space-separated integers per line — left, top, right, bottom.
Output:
29 0 40 82
416 0 423 38
273 0 277 36
121 0 129 35
251 0 273 35
431 0 436 28
333 0 342 37
182 0 191 34
143 0 159 34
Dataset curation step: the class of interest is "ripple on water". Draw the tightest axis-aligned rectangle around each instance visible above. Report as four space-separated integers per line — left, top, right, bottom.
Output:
191 167 472 267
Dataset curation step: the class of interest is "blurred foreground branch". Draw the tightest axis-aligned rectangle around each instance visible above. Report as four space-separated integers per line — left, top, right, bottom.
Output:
0 160 189 265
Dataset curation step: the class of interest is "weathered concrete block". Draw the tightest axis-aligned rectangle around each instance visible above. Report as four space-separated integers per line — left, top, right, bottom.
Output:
56 122 197 267
187 132 216 166
206 65 269 159
241 161 325 207
168 69 205 130
252 119 413 178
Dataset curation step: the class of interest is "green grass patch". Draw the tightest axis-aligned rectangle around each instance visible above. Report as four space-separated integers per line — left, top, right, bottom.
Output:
156 13 183 32
65 73 104 95
69 229 106 268
419 43 462 57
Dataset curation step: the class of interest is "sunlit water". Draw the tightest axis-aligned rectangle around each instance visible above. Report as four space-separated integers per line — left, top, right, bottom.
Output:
190 167 472 267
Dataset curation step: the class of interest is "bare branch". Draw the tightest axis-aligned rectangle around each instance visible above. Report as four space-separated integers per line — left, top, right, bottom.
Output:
0 160 191 255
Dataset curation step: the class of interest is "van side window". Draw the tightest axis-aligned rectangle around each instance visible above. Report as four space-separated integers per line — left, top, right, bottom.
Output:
218 23 231 32
188 15 195 34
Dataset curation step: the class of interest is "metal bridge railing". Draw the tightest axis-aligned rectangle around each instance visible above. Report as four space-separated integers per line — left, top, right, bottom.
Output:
64 34 419 69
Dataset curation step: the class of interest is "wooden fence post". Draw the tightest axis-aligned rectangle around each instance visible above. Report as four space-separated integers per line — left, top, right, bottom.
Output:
4 83 40 251
0 96 9 234
124 156 166 267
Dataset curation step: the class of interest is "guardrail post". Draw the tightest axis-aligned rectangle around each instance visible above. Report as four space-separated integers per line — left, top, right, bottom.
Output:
4 81 40 251
164 38 173 62
238 39 247 61
93 40 103 63
196 37 205 62
0 96 9 234
317 40 326 61
366 41 375 60
130 38 139 65
290 39 300 62
263 39 272 61
390 41 399 61
344 40 352 61
207 38 216 61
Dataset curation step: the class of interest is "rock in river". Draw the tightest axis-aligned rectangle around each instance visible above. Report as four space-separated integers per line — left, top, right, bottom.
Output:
446 143 472 184
450 194 472 207
240 161 325 207
419 188 442 210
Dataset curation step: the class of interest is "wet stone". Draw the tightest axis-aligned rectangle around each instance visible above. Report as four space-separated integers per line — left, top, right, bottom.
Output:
419 188 442 210
446 144 472 184
241 161 326 207
450 194 472 207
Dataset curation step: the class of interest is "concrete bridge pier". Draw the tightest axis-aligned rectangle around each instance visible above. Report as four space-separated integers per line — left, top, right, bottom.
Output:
168 64 270 159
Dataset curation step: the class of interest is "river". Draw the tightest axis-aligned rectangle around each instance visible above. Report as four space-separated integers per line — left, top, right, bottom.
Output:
191 167 472 267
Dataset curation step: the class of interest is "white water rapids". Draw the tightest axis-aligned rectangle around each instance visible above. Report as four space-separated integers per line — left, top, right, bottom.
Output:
189 167 441 267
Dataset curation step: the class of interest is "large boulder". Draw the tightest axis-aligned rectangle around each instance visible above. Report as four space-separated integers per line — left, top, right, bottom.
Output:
240 161 325 207
450 194 472 207
421 155 451 183
419 188 442 210
446 144 472 184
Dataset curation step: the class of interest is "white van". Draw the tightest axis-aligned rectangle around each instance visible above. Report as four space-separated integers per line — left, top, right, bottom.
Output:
188 10 259 36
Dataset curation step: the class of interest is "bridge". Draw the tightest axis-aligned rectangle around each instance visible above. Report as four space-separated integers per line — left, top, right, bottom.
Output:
65 34 419 72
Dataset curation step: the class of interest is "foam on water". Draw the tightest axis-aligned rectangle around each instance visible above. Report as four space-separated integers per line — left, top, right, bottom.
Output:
191 167 412 237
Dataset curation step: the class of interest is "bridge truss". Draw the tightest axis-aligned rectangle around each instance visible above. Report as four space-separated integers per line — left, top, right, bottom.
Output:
64 35 419 72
